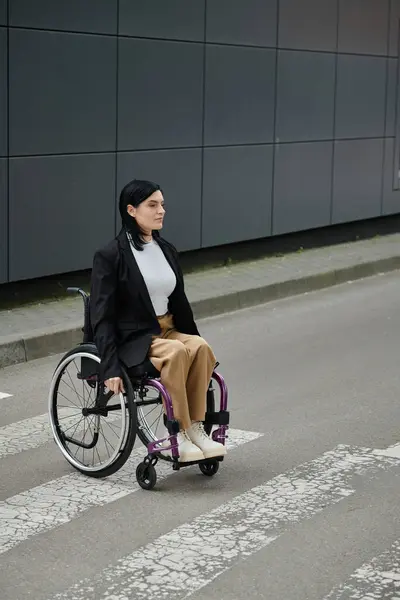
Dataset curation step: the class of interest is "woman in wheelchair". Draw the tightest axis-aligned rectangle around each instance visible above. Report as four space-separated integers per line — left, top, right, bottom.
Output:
90 179 226 464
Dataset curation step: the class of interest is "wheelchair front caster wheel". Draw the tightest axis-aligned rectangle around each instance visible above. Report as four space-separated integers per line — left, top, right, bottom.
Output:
199 460 219 477
136 462 157 490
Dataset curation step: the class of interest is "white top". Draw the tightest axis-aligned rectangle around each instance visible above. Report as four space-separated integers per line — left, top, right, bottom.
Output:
128 235 177 316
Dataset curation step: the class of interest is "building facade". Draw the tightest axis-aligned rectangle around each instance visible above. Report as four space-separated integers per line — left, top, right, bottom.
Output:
0 0 399 283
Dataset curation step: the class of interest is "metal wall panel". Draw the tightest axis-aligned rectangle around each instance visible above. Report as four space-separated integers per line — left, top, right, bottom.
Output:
275 50 335 143
1 0 397 283
0 158 7 283
9 154 115 281
9 29 117 156
389 0 400 57
117 149 202 252
273 142 333 235
202 145 273 248
338 0 389 56
119 0 205 41
332 139 384 224
204 45 276 146
335 55 386 139
382 138 400 214
386 58 397 138
206 0 277 47
9 0 117 34
0 0 6 25
0 27 6 157
118 38 203 151
279 0 338 52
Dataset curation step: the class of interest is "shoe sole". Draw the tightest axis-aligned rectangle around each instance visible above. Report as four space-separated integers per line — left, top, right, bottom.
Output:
202 447 227 459
179 451 205 462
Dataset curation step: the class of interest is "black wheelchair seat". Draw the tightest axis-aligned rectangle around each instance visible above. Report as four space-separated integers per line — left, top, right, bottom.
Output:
128 359 160 379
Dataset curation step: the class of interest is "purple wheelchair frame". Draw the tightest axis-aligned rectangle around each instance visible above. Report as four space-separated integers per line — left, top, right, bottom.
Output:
144 370 229 462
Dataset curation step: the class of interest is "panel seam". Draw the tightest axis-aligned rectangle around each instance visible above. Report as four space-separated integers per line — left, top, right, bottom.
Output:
329 0 340 224
6 0 9 281
270 0 280 237
114 0 119 235
200 0 207 248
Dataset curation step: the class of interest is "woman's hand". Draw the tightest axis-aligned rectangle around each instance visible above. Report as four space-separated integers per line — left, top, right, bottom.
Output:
105 377 125 395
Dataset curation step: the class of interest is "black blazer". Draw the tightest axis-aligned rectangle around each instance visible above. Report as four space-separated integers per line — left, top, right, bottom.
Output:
90 228 200 382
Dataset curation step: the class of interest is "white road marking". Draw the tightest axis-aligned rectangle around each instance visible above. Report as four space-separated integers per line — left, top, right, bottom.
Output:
323 539 400 599
48 444 400 600
0 428 261 555
0 392 12 400
0 407 122 459
0 409 80 459
374 442 400 460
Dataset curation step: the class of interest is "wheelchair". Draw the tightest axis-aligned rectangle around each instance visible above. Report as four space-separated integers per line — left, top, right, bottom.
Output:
48 288 230 490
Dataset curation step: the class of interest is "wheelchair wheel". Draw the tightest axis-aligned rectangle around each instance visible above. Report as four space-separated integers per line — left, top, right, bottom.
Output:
48 344 137 478
135 379 216 450
199 460 219 476
136 461 157 490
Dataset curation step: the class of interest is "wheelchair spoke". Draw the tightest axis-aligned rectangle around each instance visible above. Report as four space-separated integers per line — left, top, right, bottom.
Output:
57 390 82 410
84 381 96 409
64 415 85 439
82 417 87 465
86 385 96 407
99 423 114 459
94 443 102 468
60 414 85 432
57 410 82 418
148 410 163 432
61 376 86 407
82 381 87 409
105 419 122 437
98 422 116 454
65 368 84 408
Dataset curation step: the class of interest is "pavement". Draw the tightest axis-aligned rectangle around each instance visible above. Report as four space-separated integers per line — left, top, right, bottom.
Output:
1 232 400 369
3 273 400 599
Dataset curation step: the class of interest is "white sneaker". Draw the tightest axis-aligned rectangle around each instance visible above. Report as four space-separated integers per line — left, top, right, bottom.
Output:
176 430 205 462
187 422 227 459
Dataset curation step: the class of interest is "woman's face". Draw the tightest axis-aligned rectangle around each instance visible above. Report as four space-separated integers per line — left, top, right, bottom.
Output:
127 190 165 234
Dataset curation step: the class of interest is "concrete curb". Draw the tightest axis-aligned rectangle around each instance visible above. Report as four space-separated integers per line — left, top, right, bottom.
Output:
1 255 400 370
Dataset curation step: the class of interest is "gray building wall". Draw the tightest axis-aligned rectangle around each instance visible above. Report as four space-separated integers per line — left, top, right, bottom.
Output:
0 0 399 283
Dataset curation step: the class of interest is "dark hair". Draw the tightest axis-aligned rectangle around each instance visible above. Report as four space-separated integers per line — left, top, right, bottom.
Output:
119 178 162 251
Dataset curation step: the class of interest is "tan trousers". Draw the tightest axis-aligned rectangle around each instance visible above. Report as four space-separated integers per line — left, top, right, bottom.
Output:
149 313 216 431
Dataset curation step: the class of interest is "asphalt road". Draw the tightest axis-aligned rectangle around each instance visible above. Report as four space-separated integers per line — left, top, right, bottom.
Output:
1 272 400 600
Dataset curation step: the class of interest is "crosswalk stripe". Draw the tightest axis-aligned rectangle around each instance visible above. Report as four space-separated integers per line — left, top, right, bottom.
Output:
0 408 119 459
0 411 76 459
374 443 400 460
323 539 400 599
0 429 261 555
0 392 12 400
48 444 400 600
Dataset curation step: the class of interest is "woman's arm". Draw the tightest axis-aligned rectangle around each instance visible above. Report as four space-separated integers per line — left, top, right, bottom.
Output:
90 248 123 383
167 241 200 337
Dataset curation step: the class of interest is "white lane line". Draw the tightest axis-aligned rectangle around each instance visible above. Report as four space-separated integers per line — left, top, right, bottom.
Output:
323 539 400 599
0 429 261 555
0 409 80 459
48 445 400 600
0 408 122 460
0 392 12 400
374 442 400 460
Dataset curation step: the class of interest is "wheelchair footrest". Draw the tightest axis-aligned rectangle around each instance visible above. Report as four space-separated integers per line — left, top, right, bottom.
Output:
205 410 230 427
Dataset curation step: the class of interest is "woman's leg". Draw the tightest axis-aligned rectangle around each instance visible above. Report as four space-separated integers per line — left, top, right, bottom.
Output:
166 332 216 422
149 336 206 462
163 331 226 458
149 337 192 431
